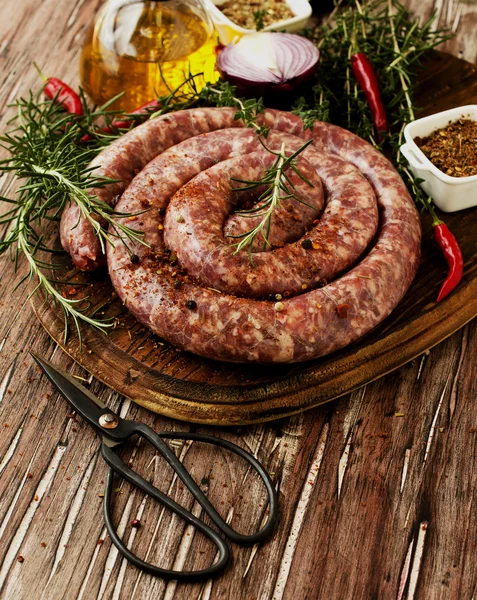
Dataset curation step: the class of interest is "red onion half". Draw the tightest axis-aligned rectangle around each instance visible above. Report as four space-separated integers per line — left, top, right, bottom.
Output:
216 33 320 97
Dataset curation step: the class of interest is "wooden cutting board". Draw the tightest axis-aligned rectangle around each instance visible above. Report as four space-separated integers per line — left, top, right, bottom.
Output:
31 50 477 425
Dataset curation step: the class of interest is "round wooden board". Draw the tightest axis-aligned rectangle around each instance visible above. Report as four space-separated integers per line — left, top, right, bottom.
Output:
32 50 477 425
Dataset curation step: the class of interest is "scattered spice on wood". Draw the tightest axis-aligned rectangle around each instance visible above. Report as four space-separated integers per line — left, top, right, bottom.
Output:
219 0 294 30
17 556 24 563
414 119 477 177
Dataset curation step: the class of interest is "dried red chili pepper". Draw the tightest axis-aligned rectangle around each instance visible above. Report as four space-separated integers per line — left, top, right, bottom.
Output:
81 98 161 143
107 98 161 131
35 64 83 116
350 52 387 138
44 78 83 116
433 218 464 303
426 201 464 302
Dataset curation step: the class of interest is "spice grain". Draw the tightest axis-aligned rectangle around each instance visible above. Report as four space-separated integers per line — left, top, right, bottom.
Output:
414 119 477 177
220 0 294 30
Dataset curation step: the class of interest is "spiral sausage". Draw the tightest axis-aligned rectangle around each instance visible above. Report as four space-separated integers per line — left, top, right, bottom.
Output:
60 108 421 363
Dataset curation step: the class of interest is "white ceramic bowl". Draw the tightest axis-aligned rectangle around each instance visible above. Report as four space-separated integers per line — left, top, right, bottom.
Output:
400 105 477 213
203 0 312 45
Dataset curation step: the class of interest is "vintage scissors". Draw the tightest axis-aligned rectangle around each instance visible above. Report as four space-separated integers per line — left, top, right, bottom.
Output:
31 353 278 581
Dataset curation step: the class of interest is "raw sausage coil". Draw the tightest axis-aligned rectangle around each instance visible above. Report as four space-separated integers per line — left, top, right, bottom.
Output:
60 108 421 363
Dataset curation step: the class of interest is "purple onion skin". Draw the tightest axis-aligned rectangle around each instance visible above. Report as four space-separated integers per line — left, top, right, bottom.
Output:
216 63 318 107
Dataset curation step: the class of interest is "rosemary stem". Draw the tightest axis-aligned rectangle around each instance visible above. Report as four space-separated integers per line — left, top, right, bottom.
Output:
233 143 285 256
270 142 287 210
17 230 111 339
31 164 108 251
387 0 415 120
387 46 417 70
208 87 262 133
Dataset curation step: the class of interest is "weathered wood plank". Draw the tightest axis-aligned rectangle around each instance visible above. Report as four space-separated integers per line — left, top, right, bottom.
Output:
401 0 477 65
0 1 476 599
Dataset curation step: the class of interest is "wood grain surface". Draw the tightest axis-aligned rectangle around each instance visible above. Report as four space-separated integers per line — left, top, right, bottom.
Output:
1 1 477 599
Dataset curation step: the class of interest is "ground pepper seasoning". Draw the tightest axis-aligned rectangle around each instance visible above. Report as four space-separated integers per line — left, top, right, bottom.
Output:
414 119 477 177
219 0 294 30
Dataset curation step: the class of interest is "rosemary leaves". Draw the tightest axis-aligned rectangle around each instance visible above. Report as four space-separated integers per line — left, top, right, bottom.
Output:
228 139 315 264
295 0 450 140
0 76 271 341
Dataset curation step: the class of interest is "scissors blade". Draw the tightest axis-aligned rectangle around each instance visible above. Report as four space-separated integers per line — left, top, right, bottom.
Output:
31 352 110 429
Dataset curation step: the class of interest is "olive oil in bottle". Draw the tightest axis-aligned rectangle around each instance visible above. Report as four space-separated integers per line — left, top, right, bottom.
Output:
80 0 219 111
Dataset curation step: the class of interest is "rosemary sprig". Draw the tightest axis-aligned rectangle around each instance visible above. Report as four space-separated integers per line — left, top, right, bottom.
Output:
0 74 271 342
228 139 314 264
204 84 269 137
0 92 143 343
296 0 450 143
294 0 450 211
0 92 147 251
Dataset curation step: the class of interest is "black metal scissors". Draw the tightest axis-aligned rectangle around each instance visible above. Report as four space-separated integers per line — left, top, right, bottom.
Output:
31 353 278 581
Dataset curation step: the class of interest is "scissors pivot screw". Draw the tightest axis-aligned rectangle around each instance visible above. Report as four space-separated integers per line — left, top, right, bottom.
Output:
99 413 119 429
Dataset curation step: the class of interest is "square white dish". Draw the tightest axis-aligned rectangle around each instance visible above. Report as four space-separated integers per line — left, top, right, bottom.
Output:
400 105 477 213
203 0 312 45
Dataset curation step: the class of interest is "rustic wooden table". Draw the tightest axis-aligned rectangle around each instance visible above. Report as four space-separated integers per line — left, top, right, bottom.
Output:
0 1 476 599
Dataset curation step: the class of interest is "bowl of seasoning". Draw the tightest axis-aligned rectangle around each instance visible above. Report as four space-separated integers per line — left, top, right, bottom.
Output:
400 105 477 212
204 0 312 45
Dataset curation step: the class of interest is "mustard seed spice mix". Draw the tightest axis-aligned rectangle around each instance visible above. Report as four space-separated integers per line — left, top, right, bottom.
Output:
219 0 294 30
414 119 477 178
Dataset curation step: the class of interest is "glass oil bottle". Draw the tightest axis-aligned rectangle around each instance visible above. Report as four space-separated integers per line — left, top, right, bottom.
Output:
80 0 219 111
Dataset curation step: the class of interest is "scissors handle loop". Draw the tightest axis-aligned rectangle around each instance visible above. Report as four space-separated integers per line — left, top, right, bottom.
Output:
153 429 278 545
102 445 230 581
